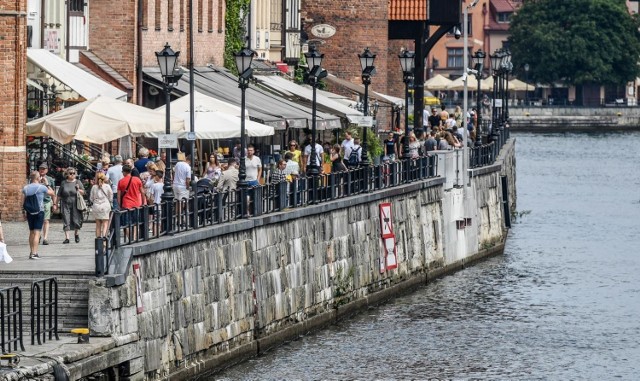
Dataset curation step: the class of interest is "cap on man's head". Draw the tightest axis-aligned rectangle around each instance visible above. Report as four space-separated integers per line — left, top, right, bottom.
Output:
38 163 48 169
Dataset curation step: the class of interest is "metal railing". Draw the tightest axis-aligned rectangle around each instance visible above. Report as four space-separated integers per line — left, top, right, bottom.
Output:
30 277 59 345
1 286 24 353
95 137 511 276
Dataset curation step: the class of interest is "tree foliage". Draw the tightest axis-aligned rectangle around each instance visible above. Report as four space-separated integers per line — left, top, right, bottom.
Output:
224 0 251 74
508 0 640 85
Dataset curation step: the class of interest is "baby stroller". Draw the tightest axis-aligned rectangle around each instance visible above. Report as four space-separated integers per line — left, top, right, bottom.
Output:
194 178 216 225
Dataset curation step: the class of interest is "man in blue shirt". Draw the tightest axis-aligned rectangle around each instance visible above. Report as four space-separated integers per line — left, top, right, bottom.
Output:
22 171 55 259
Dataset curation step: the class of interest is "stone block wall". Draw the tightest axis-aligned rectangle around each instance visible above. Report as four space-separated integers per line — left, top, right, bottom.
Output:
89 140 516 379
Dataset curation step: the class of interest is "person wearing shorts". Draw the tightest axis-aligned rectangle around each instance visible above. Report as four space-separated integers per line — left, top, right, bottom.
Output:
22 171 54 259
38 163 56 245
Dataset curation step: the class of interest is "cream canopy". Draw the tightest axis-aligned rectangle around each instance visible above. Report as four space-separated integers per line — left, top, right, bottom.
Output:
424 74 453 91
26 96 185 144
509 78 535 91
445 75 492 91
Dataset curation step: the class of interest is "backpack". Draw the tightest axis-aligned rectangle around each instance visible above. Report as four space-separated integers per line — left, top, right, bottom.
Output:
23 187 41 215
348 146 361 166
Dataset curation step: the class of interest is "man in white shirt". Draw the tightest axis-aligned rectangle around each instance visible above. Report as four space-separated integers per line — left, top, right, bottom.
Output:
341 131 354 164
106 155 123 209
172 152 192 200
245 145 262 187
303 140 324 173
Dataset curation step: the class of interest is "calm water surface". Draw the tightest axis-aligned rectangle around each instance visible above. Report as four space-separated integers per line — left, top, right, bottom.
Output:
209 132 640 380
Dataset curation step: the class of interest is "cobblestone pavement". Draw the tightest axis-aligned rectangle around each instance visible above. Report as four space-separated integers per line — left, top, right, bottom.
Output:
0 219 96 273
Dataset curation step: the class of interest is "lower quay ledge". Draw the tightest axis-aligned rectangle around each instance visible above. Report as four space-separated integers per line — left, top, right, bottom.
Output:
0 240 506 381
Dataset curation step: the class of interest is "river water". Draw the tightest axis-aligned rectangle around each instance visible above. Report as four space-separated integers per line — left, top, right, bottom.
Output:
208 131 640 380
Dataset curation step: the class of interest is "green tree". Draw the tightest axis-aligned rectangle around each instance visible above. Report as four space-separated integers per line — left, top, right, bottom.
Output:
224 0 251 74
508 0 640 85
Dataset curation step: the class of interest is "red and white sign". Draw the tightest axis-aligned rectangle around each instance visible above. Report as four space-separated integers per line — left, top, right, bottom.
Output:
379 203 398 272
383 236 398 270
379 203 394 238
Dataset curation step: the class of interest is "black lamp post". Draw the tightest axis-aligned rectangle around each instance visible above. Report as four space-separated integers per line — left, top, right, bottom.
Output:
398 50 415 159
358 47 376 166
524 63 530 106
489 49 504 141
304 45 326 177
502 50 512 123
472 49 485 146
233 47 256 189
156 42 183 233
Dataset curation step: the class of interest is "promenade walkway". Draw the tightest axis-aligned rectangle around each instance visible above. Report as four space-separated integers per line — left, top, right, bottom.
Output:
0 220 95 273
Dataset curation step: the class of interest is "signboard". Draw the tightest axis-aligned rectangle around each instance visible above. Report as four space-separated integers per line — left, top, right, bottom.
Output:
493 99 503 107
311 24 336 39
353 115 373 127
379 203 398 272
186 131 196 141
158 134 178 149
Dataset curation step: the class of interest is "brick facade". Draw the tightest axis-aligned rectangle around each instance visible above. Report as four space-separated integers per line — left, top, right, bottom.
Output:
89 0 225 102
0 0 28 221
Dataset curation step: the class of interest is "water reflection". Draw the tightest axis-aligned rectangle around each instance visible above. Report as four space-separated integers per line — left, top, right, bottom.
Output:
208 132 640 380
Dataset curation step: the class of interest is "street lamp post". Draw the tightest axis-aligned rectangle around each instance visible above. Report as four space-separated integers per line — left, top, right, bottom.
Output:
502 50 511 125
398 50 415 160
524 63 530 106
472 49 485 146
304 45 326 178
233 47 256 190
358 47 376 166
156 42 183 233
489 49 504 142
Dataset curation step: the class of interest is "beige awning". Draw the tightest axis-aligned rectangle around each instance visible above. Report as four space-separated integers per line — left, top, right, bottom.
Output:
26 96 184 144
509 78 535 91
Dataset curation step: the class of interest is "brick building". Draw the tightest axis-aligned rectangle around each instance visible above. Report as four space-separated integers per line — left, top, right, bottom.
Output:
1 0 226 220
0 0 28 221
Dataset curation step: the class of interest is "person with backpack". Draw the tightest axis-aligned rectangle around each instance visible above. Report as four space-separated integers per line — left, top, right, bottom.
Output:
347 138 363 168
22 171 55 260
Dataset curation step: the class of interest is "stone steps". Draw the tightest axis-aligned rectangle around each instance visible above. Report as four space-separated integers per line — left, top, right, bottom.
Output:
0 272 95 337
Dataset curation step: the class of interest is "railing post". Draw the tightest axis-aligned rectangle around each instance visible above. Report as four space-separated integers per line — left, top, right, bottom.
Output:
95 237 106 277
141 205 150 241
113 210 121 248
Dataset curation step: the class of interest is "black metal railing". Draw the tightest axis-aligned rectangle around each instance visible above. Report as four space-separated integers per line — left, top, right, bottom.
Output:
1 286 24 353
30 277 59 346
96 139 511 276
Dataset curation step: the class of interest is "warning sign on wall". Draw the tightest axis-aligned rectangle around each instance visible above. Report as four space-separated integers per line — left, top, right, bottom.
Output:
379 202 398 272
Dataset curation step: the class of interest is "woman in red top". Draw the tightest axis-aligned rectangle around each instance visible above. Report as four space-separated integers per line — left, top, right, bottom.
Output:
117 164 146 241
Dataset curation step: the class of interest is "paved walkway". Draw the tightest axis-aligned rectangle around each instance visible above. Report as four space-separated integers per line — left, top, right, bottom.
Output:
0 220 96 274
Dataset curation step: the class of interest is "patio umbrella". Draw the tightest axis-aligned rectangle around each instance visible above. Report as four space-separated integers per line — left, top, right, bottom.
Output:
26 96 185 144
155 91 246 118
446 75 478 91
145 110 274 139
508 78 535 91
424 74 453 91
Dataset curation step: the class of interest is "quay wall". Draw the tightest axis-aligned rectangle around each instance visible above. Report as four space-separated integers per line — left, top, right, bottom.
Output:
19 140 515 380
508 107 640 130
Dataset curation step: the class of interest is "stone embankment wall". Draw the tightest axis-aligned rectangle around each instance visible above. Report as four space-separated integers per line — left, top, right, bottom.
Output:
509 107 640 130
82 140 516 380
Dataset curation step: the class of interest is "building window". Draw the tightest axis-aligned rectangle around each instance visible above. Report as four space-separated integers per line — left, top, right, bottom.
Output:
69 0 84 15
208 0 213 32
198 0 203 32
217 0 224 33
155 0 161 30
168 0 174 31
447 48 464 68
142 0 148 29
179 0 184 32
497 12 512 23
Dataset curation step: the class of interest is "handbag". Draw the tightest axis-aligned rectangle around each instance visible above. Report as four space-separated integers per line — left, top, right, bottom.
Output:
77 195 87 211
76 180 87 211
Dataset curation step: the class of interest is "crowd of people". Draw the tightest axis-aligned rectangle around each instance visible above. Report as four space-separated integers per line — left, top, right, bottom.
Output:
15 104 476 259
